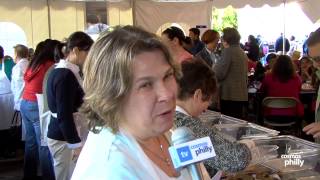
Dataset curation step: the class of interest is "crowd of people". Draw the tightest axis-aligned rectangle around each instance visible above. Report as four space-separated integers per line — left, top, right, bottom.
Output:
0 25 319 179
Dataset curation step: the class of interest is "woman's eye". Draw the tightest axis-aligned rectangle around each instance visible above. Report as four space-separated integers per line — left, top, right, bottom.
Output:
164 72 174 80
140 82 152 89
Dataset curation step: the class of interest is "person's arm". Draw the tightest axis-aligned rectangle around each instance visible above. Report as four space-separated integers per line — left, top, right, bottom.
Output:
201 124 251 173
175 113 251 173
214 49 232 81
55 70 82 148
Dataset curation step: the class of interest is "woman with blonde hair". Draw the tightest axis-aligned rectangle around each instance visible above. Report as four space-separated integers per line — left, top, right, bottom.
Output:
72 26 210 179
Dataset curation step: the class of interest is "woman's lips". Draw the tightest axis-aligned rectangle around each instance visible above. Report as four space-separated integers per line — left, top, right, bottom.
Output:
158 109 174 119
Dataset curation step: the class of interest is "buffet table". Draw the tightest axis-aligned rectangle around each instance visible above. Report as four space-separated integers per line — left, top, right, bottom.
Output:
199 110 320 180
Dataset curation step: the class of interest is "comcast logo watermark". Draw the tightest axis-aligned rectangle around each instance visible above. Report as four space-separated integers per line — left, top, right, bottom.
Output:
281 154 304 167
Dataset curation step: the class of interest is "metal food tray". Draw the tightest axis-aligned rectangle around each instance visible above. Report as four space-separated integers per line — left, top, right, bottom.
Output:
252 135 320 157
214 123 279 142
252 136 320 179
199 110 248 125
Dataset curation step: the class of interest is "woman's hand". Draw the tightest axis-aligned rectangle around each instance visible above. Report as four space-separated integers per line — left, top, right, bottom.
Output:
239 139 255 149
303 122 320 138
72 147 82 162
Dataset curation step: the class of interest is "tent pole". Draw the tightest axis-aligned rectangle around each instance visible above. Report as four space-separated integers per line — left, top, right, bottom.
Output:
47 0 52 39
132 0 136 26
283 0 286 55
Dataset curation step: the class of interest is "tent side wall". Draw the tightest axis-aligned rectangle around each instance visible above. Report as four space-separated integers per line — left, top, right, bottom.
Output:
0 0 86 48
134 0 211 35
107 0 133 27
0 0 49 48
49 1 86 41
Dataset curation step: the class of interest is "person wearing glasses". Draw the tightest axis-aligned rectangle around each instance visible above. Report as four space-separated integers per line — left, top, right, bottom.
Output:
46 32 93 180
174 58 252 177
303 28 320 142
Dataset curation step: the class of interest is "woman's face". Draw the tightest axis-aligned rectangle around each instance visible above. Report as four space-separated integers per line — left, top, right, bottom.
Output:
161 33 177 50
76 49 89 68
121 50 177 140
13 50 18 63
69 48 89 68
208 34 220 51
192 89 211 117
222 39 229 48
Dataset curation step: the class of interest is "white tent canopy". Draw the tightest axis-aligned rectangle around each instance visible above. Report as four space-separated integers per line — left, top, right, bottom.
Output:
59 0 320 35
0 0 318 50
65 0 319 23
128 0 319 37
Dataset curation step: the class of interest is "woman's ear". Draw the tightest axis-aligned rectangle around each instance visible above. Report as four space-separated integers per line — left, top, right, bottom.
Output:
172 37 180 46
193 89 202 102
73 47 80 57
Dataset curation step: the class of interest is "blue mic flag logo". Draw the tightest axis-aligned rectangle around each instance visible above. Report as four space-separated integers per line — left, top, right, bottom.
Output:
177 146 192 162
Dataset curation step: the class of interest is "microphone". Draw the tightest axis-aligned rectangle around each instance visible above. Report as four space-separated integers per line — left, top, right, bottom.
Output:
169 127 215 180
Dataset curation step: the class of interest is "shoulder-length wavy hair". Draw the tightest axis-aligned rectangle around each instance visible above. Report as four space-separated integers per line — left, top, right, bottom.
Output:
272 55 295 83
80 26 180 134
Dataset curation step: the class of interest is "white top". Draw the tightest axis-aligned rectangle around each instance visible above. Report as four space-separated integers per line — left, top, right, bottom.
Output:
55 59 82 86
176 105 190 116
85 23 109 35
10 58 28 110
72 127 210 180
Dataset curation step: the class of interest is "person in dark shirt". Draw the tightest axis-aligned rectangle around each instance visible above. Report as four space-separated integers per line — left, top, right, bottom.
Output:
245 35 260 62
189 27 205 55
275 33 290 53
46 31 93 180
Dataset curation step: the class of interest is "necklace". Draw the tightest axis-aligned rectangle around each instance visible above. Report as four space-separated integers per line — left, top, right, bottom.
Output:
139 136 171 166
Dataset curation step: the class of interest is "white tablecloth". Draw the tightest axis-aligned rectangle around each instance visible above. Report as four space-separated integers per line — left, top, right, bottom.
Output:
0 93 14 130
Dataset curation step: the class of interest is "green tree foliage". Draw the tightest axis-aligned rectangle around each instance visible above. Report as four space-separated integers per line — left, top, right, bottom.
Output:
212 6 238 33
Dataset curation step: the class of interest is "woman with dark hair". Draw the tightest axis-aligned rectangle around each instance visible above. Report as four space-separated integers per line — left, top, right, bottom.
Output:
46 32 93 180
264 53 277 72
260 55 303 117
300 56 314 83
253 61 266 82
161 26 192 64
20 39 59 180
175 58 253 177
245 35 260 62
54 42 66 63
245 35 260 73
214 27 248 119
196 29 221 67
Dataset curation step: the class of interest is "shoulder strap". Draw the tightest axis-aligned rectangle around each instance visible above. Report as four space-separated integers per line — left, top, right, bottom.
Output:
42 65 55 112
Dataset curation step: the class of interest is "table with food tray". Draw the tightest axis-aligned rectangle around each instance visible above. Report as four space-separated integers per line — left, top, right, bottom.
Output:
199 110 320 180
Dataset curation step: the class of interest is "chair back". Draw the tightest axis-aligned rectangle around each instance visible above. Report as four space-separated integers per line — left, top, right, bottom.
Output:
262 97 300 130
262 97 298 109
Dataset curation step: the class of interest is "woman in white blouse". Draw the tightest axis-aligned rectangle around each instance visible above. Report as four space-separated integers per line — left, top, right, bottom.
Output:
11 44 29 142
72 26 210 180
11 44 29 111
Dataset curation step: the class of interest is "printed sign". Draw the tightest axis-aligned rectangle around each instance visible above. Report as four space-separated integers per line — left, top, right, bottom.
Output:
168 136 216 169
